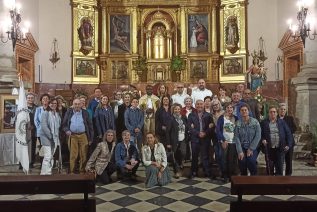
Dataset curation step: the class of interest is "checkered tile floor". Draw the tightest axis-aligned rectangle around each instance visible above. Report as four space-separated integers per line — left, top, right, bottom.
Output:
1 165 317 212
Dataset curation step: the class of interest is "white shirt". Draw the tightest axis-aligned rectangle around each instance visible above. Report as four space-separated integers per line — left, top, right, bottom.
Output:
171 93 189 107
191 88 213 107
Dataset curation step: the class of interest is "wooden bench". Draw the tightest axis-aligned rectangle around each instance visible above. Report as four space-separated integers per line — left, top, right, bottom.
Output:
230 176 317 212
0 174 96 212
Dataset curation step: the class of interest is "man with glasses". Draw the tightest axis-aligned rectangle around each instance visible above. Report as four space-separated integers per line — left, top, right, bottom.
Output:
241 89 260 121
171 83 189 107
260 106 292 175
278 103 297 175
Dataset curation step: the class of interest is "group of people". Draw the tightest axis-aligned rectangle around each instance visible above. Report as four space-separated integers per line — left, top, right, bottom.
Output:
23 78 296 188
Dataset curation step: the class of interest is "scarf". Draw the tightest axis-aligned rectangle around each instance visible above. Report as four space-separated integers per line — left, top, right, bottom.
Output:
173 114 185 132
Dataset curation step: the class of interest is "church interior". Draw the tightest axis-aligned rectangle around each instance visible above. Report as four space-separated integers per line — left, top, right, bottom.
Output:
1 0 317 211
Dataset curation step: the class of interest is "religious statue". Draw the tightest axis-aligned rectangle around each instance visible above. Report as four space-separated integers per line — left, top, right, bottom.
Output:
247 52 267 92
78 17 94 55
225 16 239 53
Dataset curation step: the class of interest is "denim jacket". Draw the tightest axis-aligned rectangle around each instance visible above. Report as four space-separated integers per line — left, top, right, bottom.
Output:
233 117 261 154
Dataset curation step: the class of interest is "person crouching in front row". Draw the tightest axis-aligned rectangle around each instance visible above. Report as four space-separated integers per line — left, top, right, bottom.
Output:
85 130 117 184
142 132 171 188
115 130 139 180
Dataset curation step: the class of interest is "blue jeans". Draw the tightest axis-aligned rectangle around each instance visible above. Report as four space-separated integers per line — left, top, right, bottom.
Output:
238 148 258 176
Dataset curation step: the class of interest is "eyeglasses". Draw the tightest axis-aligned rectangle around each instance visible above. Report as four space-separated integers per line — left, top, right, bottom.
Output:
269 111 277 113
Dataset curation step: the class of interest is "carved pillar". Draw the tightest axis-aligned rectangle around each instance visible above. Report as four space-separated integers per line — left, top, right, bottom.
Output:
211 4 217 53
146 32 151 59
180 6 186 54
132 7 138 54
101 5 107 54
167 32 172 58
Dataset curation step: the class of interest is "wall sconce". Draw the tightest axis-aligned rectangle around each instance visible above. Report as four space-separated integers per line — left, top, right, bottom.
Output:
0 0 30 51
49 38 60 68
287 0 317 47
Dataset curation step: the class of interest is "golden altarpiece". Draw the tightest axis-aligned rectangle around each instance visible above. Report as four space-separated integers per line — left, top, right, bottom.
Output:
71 0 248 85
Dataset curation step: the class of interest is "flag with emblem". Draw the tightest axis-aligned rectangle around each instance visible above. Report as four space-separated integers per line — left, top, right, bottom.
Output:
15 78 30 174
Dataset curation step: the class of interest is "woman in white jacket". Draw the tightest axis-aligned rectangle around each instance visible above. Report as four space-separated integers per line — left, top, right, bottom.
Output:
142 133 171 188
40 98 61 175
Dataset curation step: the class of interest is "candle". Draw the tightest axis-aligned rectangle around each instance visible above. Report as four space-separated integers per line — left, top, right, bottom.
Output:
38 65 42 82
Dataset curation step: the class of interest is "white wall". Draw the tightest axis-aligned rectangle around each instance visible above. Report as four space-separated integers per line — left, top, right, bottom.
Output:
38 0 71 84
248 0 279 82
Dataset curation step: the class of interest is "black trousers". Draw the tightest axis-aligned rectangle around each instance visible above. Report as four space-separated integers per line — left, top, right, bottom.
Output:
173 141 187 173
98 162 116 184
30 136 37 164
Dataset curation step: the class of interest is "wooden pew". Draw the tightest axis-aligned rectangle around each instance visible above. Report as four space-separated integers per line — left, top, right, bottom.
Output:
230 176 317 212
0 174 96 212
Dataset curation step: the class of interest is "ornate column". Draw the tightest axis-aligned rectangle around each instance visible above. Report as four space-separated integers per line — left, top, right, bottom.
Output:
101 4 107 54
146 31 151 59
211 3 217 53
180 6 186 54
292 38 317 129
132 7 138 54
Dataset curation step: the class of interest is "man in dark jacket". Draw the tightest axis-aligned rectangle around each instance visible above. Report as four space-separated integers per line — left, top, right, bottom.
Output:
63 98 93 173
278 103 297 175
261 106 292 175
188 100 215 178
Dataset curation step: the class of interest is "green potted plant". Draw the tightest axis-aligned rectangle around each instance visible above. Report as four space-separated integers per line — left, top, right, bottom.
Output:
170 55 185 81
132 56 148 78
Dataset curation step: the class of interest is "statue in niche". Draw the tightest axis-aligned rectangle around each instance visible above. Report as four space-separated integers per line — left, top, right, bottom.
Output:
247 52 267 92
225 16 239 53
78 17 94 55
152 25 166 59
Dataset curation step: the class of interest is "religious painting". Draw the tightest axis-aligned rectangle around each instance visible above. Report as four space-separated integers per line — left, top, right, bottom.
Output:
190 60 208 78
73 58 99 84
188 14 209 53
223 58 243 75
111 61 129 80
225 15 239 54
0 95 18 133
110 15 131 53
75 59 96 76
78 17 94 55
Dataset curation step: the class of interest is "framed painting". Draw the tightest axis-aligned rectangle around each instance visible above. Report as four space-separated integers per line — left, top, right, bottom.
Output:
219 56 246 83
111 61 129 80
190 60 208 79
110 15 131 53
188 14 209 53
0 95 18 133
73 58 99 84
223 58 243 75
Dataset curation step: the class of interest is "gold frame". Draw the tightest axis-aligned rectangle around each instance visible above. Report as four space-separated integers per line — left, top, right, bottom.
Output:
72 0 99 84
219 55 246 83
219 0 248 83
0 95 18 133
72 57 100 84
108 14 132 54
186 13 211 54
189 58 210 80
